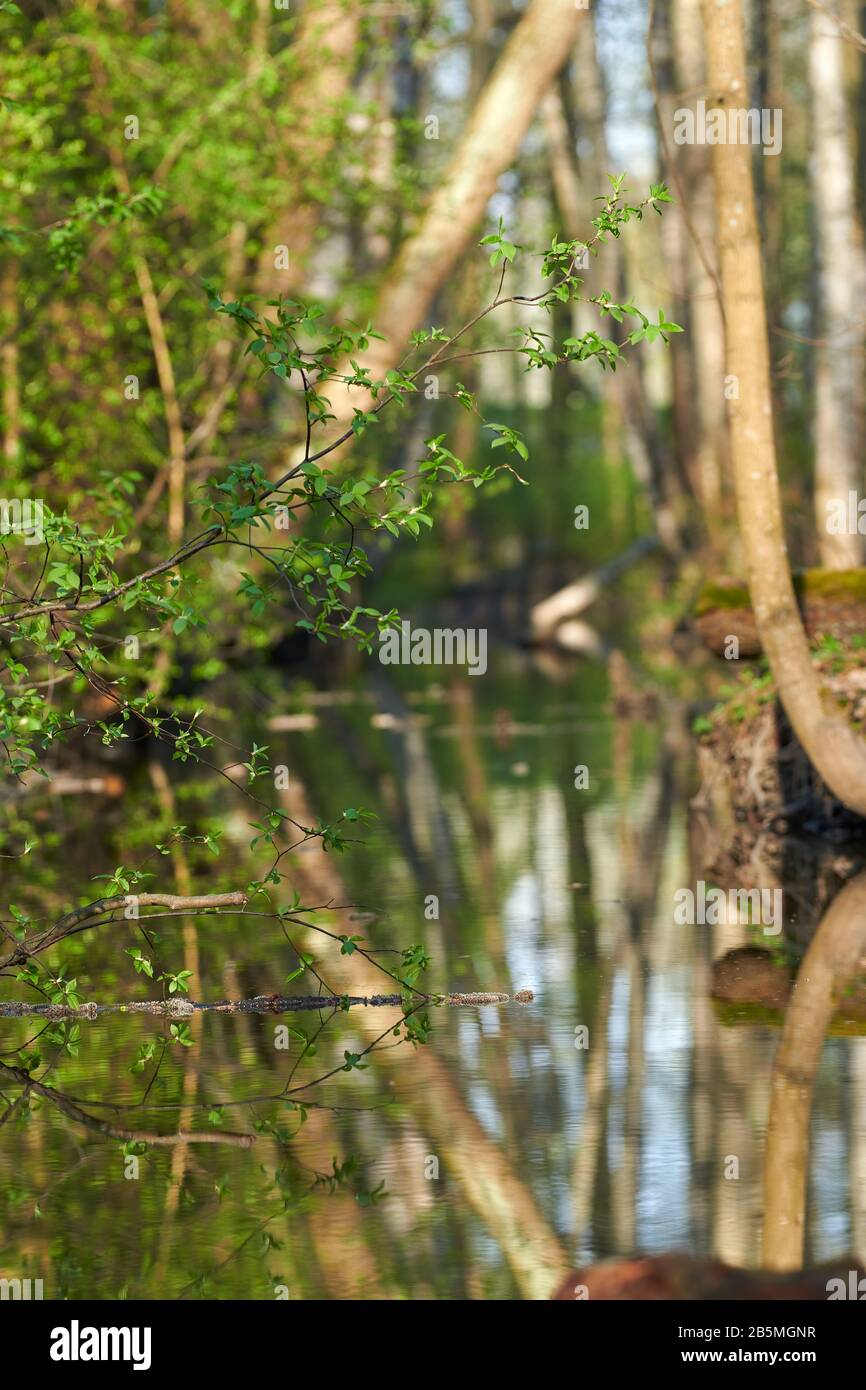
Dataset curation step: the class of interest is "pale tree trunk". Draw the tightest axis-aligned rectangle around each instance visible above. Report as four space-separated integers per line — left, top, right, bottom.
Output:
469 0 496 97
571 19 618 311
545 14 678 545
809 5 866 566
671 0 727 520
541 86 583 246
755 0 784 319
542 33 615 472
434 0 497 543
852 1042 866 1266
652 0 701 505
702 0 866 818
1 261 20 463
580 8 680 548
87 48 190 543
102 147 188 543
319 0 587 437
570 14 626 486
762 871 866 1270
279 776 571 1300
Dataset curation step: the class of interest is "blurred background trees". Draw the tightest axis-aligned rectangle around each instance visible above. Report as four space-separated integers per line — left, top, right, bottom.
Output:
3 0 863 590
4 0 866 1305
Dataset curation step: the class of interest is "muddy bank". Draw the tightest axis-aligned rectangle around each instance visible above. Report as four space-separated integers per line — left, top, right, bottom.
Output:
711 945 866 1033
690 654 866 946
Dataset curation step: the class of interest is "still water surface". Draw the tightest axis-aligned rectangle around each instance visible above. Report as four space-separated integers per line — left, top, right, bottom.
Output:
1 649 864 1299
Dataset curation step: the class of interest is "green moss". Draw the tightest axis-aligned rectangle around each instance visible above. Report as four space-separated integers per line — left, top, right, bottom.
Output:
696 568 866 618
713 998 866 1035
695 582 750 616
712 999 785 1028
794 568 866 601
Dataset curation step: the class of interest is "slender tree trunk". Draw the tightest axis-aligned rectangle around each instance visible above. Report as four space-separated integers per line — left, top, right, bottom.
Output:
320 0 587 435
257 0 361 295
541 85 583 243
652 0 701 504
809 5 866 566
671 0 727 521
87 50 190 543
1 260 20 463
278 776 570 1299
763 871 866 1270
756 0 784 322
702 0 866 817
571 13 624 468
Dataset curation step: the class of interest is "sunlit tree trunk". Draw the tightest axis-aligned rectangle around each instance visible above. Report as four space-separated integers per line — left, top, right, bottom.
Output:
571 968 612 1243
550 13 676 547
763 871 866 1270
702 0 866 817
671 0 727 523
809 5 865 566
755 0 784 322
321 0 587 435
851 1042 866 1266
1 261 20 463
279 776 570 1299
542 85 583 245
570 17 620 347
652 0 700 500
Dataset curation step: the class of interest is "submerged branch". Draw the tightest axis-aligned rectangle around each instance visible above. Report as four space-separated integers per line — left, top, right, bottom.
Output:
0 989 532 1020
0 1060 254 1146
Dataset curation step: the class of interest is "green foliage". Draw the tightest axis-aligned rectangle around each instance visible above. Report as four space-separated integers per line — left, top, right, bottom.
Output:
0 1 675 1098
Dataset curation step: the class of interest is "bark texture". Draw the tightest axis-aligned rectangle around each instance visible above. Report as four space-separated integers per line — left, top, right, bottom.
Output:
320 0 587 434
702 0 866 817
763 871 866 1269
810 5 866 566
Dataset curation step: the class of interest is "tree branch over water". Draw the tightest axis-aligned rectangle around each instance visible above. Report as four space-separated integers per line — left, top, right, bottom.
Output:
0 891 247 970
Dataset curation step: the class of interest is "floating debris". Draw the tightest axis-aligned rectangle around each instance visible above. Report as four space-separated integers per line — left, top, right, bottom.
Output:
0 989 533 1019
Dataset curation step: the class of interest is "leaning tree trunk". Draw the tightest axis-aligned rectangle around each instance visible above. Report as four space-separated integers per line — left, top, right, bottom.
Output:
762 871 866 1270
318 0 588 438
809 4 866 567
701 0 866 818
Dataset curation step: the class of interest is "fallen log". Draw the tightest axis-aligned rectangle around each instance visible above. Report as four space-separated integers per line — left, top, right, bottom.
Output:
530 535 659 642
0 771 126 801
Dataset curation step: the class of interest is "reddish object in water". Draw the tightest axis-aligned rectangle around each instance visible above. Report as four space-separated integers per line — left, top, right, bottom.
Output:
552 1254 864 1300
